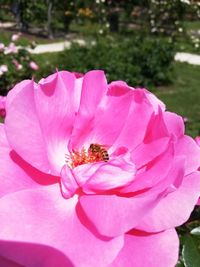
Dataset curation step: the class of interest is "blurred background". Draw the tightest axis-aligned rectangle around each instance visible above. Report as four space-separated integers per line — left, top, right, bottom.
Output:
0 1 200 266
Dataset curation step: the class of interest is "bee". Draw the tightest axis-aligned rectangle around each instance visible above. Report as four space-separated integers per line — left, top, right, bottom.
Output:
88 143 109 162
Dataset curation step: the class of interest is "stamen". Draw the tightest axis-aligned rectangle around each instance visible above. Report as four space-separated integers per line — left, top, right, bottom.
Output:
66 144 109 168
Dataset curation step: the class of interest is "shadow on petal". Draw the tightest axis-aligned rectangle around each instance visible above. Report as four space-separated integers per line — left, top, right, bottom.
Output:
0 240 74 267
10 151 59 185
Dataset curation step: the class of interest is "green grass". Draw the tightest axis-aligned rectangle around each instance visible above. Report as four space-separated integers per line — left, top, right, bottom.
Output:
69 21 108 36
155 62 200 137
184 21 200 31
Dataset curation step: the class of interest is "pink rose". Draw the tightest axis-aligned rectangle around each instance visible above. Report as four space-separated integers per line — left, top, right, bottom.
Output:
11 33 21 42
0 65 8 77
4 42 18 54
195 136 200 204
29 61 39 71
72 71 84 78
0 96 6 118
0 70 200 267
12 59 23 70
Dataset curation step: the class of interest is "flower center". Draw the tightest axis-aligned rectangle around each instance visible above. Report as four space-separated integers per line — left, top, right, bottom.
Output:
66 143 109 169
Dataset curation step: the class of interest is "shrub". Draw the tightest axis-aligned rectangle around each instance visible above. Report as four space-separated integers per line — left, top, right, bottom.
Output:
0 35 39 95
55 35 175 87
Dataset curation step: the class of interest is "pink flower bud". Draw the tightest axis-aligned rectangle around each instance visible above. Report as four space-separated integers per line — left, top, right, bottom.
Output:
29 61 39 71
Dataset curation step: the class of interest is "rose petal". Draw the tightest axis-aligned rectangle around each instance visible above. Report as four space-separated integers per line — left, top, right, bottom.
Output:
85 91 132 147
111 89 155 152
164 111 184 138
176 135 200 174
107 81 131 96
0 185 123 267
6 80 32 109
131 137 169 169
144 107 169 143
5 80 51 174
0 124 44 197
36 71 76 173
122 140 174 193
80 193 159 237
69 70 107 149
0 241 74 267
76 153 136 193
142 88 166 112
137 172 200 232
110 229 179 267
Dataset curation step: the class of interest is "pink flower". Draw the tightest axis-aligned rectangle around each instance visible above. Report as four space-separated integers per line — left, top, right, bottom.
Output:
0 64 8 73
4 42 18 54
0 96 6 118
183 116 189 124
195 136 200 205
12 59 23 70
29 61 39 71
11 33 21 42
0 43 5 52
0 70 200 267
72 71 84 78
0 65 8 76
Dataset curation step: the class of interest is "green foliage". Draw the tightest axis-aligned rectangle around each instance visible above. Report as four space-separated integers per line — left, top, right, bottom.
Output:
0 34 39 95
182 234 200 267
54 35 174 87
0 47 34 95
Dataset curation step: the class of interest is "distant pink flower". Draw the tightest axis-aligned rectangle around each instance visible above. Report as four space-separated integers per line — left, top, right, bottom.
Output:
29 61 39 71
0 96 6 118
11 33 21 42
4 42 18 54
0 64 8 73
183 116 189 123
0 65 8 77
0 43 5 51
0 70 200 267
12 59 23 70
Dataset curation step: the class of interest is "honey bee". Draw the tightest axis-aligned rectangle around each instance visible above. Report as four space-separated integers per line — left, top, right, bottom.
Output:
88 143 109 162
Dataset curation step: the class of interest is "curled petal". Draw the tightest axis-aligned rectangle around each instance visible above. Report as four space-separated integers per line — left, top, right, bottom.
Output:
74 153 136 193
60 165 79 198
176 135 200 174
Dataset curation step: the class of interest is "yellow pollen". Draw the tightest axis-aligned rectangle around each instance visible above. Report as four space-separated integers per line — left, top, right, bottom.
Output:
66 144 109 168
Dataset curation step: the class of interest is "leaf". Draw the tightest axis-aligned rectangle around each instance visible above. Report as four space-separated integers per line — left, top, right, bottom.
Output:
191 227 200 236
176 261 185 267
182 235 200 267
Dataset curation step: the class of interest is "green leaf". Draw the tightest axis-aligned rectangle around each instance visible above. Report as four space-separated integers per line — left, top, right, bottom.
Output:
182 235 200 267
176 261 185 267
191 227 200 236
